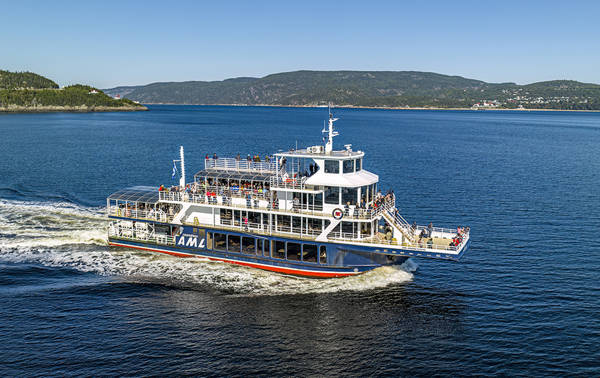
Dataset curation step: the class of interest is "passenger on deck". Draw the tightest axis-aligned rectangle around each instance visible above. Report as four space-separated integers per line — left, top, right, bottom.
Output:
247 154 252 162
428 222 433 237
213 153 218 159
279 157 287 172
236 153 241 161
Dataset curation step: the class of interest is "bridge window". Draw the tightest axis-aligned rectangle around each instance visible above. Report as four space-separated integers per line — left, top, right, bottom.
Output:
272 240 285 259
343 159 354 173
303 244 317 263
319 246 327 264
324 186 340 205
227 235 241 253
356 159 362 171
324 160 339 173
287 242 301 261
242 237 256 254
214 233 226 251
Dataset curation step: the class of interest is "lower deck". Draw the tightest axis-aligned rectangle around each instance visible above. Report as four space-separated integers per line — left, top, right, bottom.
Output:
108 220 468 277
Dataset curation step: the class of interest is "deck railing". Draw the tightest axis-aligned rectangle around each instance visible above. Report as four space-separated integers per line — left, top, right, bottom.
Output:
108 223 176 246
159 190 385 220
205 158 276 172
109 206 174 223
269 175 307 190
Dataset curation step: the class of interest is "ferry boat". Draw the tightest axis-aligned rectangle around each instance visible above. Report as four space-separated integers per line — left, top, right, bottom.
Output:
107 110 470 278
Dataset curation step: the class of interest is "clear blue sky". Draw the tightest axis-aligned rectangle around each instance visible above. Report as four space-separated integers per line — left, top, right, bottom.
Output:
1 0 599 88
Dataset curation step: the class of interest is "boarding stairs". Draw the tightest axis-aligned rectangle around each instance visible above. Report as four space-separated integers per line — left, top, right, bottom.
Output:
172 203 192 225
381 207 416 244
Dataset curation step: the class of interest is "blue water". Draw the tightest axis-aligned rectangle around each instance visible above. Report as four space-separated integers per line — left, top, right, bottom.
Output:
1 106 599 376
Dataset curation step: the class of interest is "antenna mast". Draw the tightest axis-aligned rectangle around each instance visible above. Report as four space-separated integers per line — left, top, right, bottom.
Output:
179 146 185 187
325 103 339 154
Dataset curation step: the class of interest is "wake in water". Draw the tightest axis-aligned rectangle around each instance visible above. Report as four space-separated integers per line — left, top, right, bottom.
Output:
0 199 416 295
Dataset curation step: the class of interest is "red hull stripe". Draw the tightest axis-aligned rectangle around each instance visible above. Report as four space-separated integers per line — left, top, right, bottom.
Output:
108 242 359 278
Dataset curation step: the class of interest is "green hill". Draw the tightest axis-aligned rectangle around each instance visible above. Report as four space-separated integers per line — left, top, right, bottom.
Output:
0 70 59 90
0 70 146 112
104 70 600 110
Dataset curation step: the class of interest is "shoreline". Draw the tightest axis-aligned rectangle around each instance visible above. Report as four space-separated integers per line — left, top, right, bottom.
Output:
0 105 148 113
140 103 600 112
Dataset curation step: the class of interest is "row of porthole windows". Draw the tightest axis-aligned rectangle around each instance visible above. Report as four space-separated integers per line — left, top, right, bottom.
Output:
208 232 327 264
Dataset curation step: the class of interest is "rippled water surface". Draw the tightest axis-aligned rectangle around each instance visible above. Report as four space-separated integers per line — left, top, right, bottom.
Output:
1 106 599 376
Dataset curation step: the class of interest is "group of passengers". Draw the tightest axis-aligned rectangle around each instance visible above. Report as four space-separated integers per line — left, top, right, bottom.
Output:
160 179 271 207
449 226 470 247
234 153 272 163
371 190 393 211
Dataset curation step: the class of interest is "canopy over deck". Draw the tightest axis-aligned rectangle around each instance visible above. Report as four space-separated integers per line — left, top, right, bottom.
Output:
108 186 159 204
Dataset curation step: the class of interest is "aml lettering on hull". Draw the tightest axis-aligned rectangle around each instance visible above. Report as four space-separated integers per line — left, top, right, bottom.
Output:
177 236 206 249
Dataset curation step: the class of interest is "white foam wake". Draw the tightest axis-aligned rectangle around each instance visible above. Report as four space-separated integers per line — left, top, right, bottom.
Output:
0 199 416 295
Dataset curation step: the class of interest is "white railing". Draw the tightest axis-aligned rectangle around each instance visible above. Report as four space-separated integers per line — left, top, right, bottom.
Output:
205 158 276 172
109 206 174 223
269 175 307 190
109 224 176 246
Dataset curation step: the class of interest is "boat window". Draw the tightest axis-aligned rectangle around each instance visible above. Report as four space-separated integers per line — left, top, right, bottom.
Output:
248 211 261 226
292 216 301 234
227 235 241 253
242 237 255 254
324 186 340 205
207 232 213 249
258 238 266 256
343 159 354 173
272 240 285 259
276 214 291 233
303 244 317 263
324 160 339 174
360 221 372 238
314 192 323 210
360 185 368 205
287 242 301 261
342 221 354 238
307 218 322 236
220 208 233 226
356 159 362 171
319 246 327 264
214 233 226 251
341 187 357 206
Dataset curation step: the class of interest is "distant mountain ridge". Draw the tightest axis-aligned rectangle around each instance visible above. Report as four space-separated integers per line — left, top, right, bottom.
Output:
104 70 600 110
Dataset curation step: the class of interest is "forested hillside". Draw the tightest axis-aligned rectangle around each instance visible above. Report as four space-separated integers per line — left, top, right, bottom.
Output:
104 70 600 110
0 70 59 89
0 70 146 112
